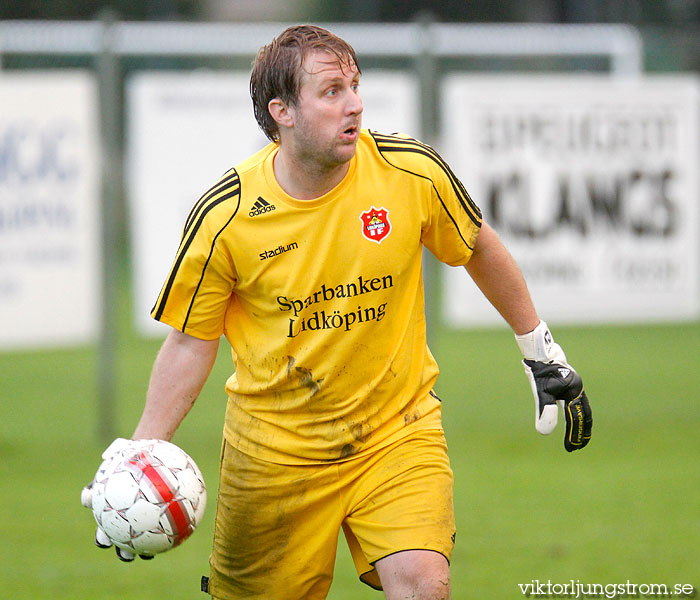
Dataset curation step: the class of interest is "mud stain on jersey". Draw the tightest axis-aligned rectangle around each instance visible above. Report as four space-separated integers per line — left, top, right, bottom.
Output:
349 421 364 442
403 411 421 426
286 356 323 397
339 443 357 459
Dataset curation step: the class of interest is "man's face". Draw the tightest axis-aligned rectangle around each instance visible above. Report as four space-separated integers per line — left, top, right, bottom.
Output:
286 50 363 169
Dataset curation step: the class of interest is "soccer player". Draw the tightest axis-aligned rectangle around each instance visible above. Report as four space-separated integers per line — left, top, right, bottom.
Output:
84 24 592 599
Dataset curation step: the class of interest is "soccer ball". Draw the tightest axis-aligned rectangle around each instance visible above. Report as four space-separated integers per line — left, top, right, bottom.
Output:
89 439 206 556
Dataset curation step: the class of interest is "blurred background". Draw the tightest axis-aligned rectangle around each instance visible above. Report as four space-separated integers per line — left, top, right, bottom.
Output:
1 1 698 599
3 0 700 70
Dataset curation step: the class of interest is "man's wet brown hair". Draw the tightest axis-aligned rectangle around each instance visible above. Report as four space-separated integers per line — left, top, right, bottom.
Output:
250 25 361 142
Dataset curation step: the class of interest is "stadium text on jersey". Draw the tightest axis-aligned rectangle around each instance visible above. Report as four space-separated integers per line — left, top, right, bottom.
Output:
259 242 298 261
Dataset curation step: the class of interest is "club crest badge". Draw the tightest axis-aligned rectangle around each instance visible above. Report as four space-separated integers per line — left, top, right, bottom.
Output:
359 206 391 244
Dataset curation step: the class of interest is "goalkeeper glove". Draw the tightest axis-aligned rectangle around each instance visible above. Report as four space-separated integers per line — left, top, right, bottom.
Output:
515 321 593 452
80 438 155 562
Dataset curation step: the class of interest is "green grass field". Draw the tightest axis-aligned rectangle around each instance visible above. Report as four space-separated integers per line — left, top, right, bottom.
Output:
1 313 698 598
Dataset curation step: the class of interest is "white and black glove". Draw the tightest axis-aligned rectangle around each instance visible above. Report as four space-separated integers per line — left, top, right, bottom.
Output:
81 438 154 562
515 321 592 452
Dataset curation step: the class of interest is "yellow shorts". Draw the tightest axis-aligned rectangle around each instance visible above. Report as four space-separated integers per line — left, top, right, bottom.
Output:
206 428 455 599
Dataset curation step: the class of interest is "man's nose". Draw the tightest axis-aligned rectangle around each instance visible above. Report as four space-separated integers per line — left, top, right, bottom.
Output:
347 91 363 115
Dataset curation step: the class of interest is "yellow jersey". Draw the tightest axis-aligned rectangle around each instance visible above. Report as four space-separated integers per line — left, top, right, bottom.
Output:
152 130 481 464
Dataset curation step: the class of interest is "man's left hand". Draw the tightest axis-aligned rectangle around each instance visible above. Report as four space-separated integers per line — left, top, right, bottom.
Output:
522 359 592 451
516 321 593 452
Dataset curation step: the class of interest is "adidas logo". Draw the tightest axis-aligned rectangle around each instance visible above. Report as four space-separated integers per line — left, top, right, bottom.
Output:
558 367 571 379
249 196 276 217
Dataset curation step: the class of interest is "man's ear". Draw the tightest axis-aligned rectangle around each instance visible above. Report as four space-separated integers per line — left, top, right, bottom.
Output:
268 98 294 130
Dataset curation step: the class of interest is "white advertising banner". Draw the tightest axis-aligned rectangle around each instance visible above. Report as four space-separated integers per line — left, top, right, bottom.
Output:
127 70 418 336
0 72 100 348
441 75 700 326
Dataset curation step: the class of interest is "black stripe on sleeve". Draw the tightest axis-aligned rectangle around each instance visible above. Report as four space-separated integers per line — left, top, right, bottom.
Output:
183 170 239 237
152 174 241 322
370 131 482 227
181 204 240 331
370 140 476 251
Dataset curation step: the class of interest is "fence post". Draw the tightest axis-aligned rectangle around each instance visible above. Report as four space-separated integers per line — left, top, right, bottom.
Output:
415 12 442 343
95 8 121 443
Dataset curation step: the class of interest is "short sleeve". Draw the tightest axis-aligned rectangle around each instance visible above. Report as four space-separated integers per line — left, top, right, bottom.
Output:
420 150 482 266
151 172 241 339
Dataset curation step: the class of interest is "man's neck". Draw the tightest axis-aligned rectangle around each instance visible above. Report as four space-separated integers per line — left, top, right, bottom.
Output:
273 147 350 200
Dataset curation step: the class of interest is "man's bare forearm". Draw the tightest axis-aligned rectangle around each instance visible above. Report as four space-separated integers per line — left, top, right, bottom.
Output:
465 222 540 336
132 328 220 441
